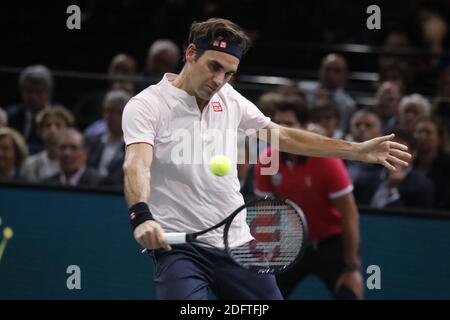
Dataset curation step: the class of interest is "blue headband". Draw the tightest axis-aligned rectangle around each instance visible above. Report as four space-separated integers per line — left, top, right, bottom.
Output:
193 38 244 60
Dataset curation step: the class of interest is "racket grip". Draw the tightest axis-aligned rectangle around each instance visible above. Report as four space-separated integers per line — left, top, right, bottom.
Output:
165 232 187 244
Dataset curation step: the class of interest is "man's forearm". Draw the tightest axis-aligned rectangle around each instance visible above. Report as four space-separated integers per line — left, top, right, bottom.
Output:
279 127 362 161
124 164 151 207
333 194 361 269
341 213 361 268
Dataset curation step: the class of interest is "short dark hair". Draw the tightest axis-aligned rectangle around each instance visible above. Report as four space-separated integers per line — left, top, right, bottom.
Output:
275 97 309 124
310 102 340 122
186 18 252 61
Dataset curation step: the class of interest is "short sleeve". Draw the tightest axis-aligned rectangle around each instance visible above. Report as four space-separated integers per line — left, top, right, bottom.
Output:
122 98 159 146
231 88 270 135
322 158 353 199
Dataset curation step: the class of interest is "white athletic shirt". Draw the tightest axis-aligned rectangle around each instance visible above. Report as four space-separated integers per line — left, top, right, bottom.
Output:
122 73 270 248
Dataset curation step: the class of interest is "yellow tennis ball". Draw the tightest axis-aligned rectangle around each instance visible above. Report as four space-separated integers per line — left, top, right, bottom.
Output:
3 227 13 240
210 155 232 176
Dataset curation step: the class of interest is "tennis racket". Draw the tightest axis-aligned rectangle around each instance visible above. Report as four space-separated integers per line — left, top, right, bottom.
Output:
142 196 308 275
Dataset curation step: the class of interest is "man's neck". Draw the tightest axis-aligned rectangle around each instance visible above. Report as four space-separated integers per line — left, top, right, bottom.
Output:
171 69 209 111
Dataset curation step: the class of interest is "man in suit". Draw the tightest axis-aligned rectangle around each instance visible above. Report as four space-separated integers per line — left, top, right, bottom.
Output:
45 128 104 187
354 129 435 209
7 65 53 155
86 90 129 186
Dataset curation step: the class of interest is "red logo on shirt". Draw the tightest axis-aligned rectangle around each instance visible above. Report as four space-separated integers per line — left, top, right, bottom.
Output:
212 101 223 112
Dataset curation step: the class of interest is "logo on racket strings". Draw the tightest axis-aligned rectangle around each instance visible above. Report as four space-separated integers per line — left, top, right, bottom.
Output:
249 213 281 261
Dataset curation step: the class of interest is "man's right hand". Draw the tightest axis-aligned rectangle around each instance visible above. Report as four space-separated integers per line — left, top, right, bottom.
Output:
133 220 172 251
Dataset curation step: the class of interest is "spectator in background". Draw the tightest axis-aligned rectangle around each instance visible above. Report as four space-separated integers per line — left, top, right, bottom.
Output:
377 60 411 95
414 117 450 210
74 53 137 131
345 110 384 204
374 81 402 134
369 130 435 209
6 65 53 155
21 107 74 181
0 127 28 181
45 128 104 187
254 99 363 300
239 91 285 196
0 107 7 127
398 94 431 132
86 90 130 186
300 53 356 135
276 81 307 102
138 39 181 91
310 101 343 139
377 30 414 94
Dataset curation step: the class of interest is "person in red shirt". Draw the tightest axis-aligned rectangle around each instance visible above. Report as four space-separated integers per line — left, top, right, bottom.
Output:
254 97 364 299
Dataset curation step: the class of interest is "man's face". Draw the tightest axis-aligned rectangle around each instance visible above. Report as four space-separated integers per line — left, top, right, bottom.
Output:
187 48 239 101
274 110 302 129
58 132 87 175
21 78 50 113
399 102 426 131
40 116 66 146
108 55 136 77
0 136 16 172
319 55 348 91
350 112 381 142
313 111 338 137
103 100 125 136
375 82 401 119
414 120 440 152
148 49 179 77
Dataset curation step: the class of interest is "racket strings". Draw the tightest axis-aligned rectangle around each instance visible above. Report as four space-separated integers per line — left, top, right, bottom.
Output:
228 202 306 273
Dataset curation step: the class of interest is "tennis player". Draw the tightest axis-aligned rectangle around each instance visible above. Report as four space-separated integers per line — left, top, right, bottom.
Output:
122 18 411 300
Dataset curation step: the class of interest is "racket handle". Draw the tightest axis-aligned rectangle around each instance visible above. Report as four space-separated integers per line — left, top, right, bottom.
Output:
140 232 188 253
165 232 187 244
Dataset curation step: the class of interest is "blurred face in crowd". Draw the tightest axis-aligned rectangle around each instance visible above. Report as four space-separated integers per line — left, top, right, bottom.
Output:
383 32 410 50
103 100 125 138
0 135 16 175
312 109 338 138
319 54 348 91
375 81 401 120
40 116 67 147
109 54 137 95
186 46 239 101
108 54 136 77
350 111 381 142
21 78 50 114
414 120 440 153
399 102 427 131
147 48 179 77
274 110 303 129
58 131 87 176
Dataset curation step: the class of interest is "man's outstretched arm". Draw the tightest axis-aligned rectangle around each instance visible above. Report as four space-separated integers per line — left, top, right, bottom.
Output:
260 122 411 170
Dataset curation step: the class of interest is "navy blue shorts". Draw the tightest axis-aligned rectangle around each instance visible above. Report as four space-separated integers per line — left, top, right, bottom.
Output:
150 243 283 300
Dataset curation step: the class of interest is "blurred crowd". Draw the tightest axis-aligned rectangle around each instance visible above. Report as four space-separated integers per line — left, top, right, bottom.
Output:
1 5 450 212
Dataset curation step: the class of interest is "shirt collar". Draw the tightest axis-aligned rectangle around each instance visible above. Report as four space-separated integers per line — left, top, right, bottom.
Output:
60 166 87 186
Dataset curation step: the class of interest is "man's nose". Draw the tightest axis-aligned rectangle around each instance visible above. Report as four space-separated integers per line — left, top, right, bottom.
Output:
213 73 226 86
